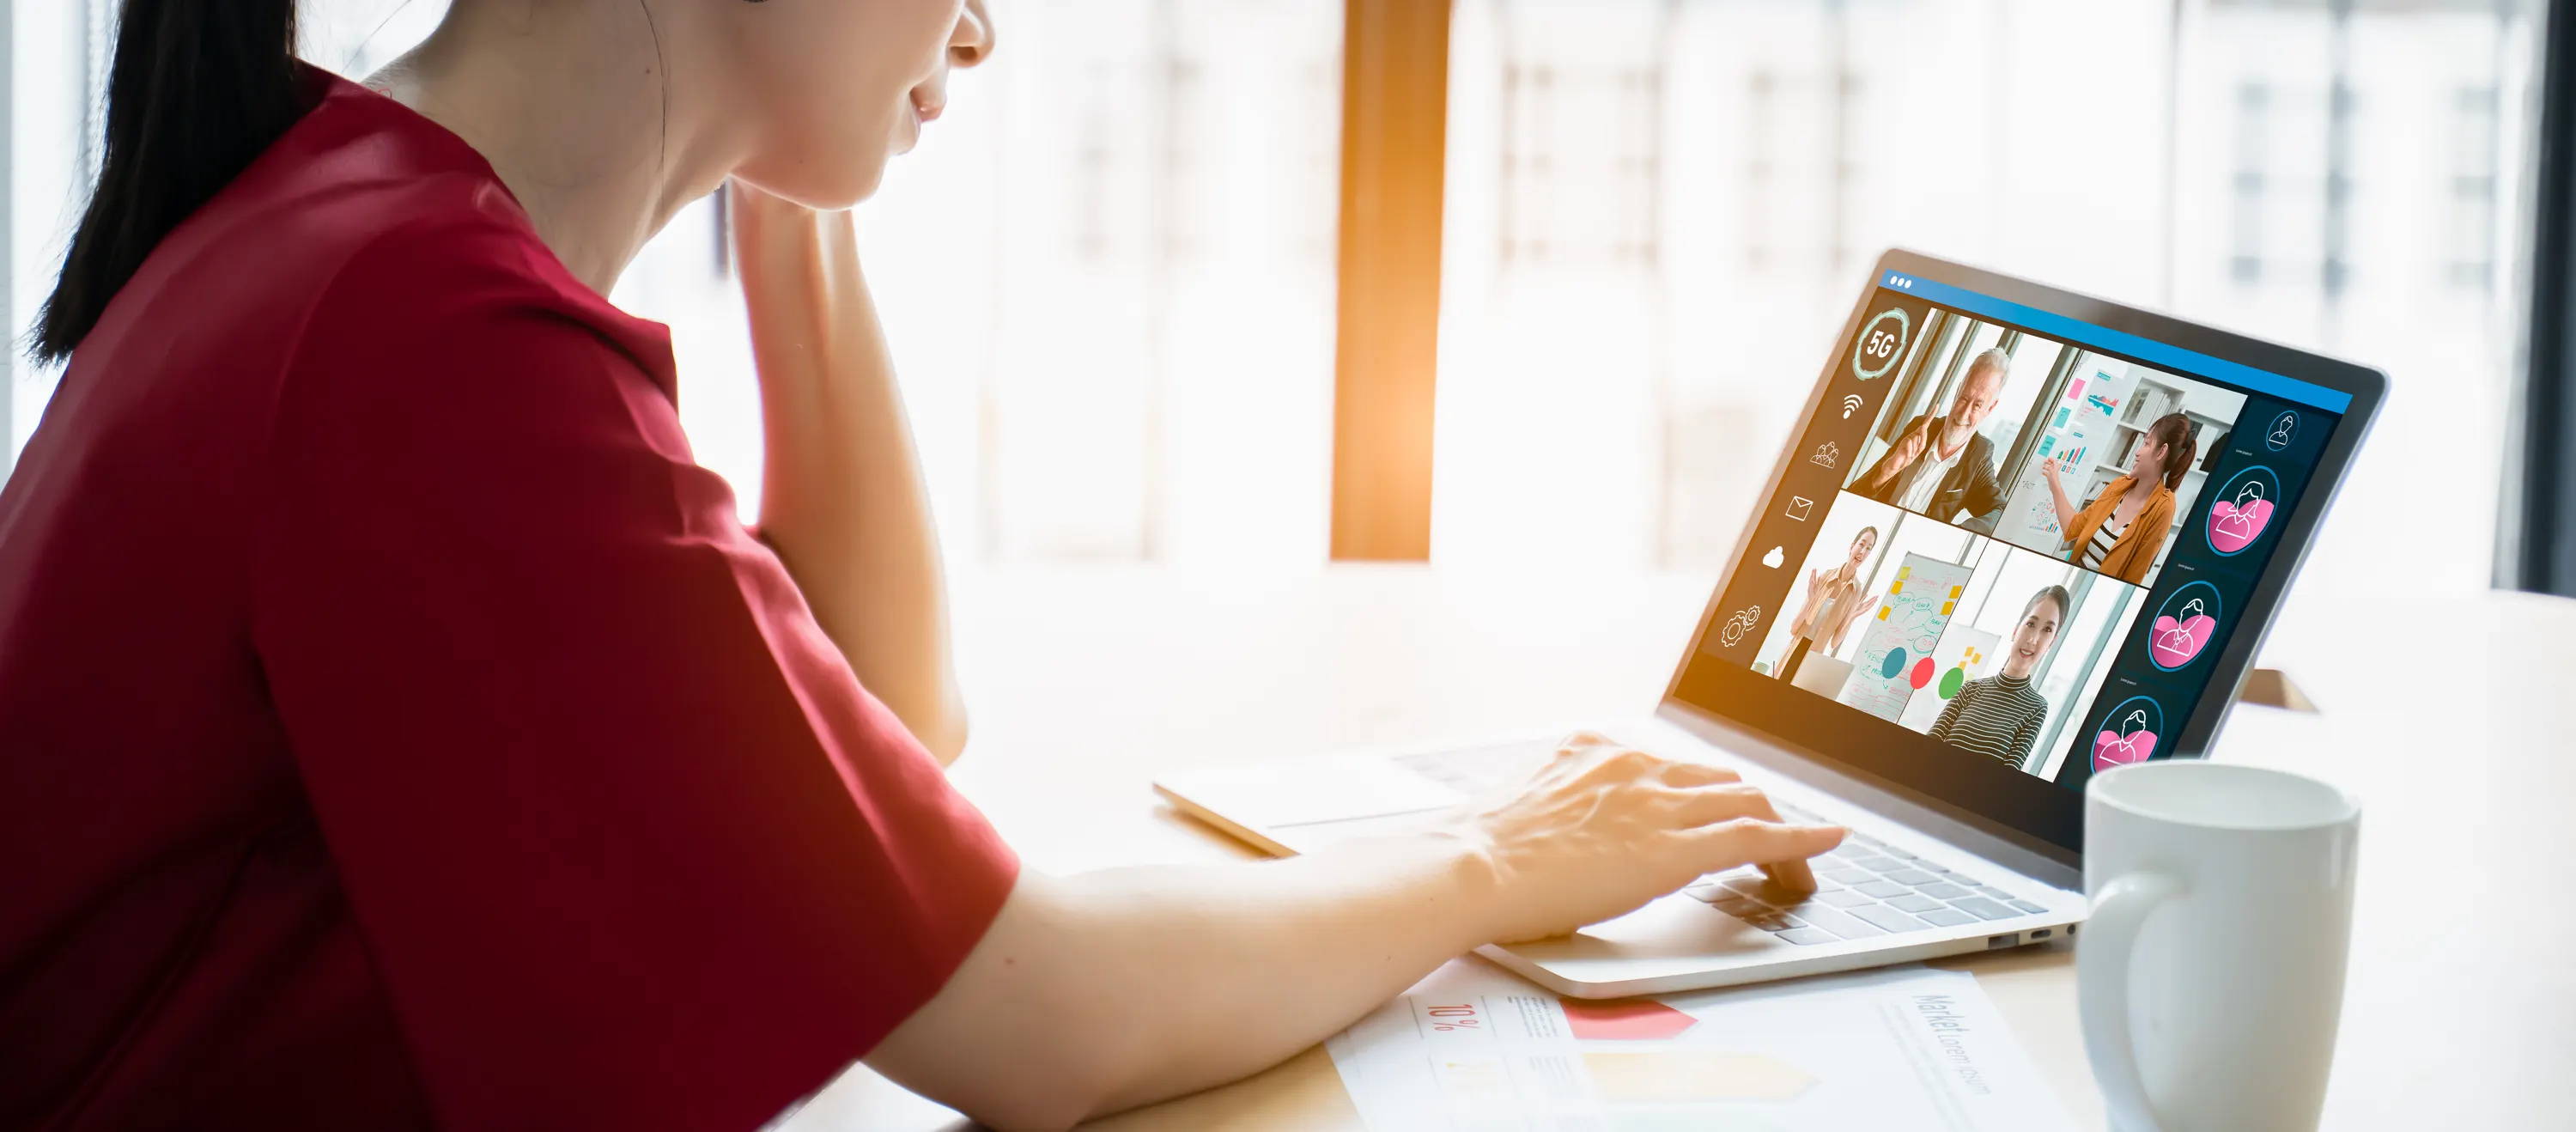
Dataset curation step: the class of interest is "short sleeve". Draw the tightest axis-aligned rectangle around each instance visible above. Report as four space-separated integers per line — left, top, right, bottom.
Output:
249 222 1018 1130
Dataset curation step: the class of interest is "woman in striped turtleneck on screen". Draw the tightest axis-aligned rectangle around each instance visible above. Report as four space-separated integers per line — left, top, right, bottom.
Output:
1927 585 2071 770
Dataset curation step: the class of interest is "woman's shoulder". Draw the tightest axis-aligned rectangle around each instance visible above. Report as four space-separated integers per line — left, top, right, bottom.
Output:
131 70 662 366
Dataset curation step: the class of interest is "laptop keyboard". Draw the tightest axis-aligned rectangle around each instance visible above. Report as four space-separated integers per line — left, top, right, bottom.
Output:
1692 800 2049 946
1393 746 2050 945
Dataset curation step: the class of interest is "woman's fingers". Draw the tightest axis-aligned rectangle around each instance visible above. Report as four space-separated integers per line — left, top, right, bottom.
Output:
1656 761 1741 788
1552 730 1616 759
1668 784 1842 892
1668 782 1781 826
1686 819 1847 873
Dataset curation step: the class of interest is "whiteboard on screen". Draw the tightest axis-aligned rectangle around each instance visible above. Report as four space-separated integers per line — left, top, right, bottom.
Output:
1993 356 2140 554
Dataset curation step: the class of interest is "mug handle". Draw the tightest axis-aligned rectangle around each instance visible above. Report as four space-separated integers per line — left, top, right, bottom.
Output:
2081 871 2183 1132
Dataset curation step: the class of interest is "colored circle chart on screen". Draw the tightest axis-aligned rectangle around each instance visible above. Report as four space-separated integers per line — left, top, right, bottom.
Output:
2148 581 2223 671
1876 648 1941 690
2206 466 2280 556
2093 696 2166 772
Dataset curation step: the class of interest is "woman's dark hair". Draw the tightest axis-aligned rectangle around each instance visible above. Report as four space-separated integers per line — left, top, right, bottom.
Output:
33 0 304 362
2145 412 2197 491
2022 584 2072 628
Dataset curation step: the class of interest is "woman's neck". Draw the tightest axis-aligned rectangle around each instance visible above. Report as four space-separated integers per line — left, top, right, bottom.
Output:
1997 664 2035 681
371 3 745 295
2127 472 2161 501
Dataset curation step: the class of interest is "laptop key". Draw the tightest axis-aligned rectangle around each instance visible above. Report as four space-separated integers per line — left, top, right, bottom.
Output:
1917 908 1976 928
1848 904 1929 933
1788 905 1886 940
1681 884 1728 903
1774 928 1839 946
1886 893 1943 913
1722 877 1775 898
1950 897 2020 922
1818 867 1871 886
2009 899 2048 915
1853 879 1909 898
1972 886 2017 900
1916 881 1970 899
1747 912 1807 932
1856 857 1908 873
1885 869 1938 886
1880 846 1919 860
1820 889 1877 908
1714 897 1770 918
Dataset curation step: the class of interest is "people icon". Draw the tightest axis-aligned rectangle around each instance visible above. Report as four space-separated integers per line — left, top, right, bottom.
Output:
2266 410 2298 450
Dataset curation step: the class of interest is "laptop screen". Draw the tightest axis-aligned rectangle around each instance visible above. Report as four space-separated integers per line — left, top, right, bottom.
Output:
1689 266 2350 811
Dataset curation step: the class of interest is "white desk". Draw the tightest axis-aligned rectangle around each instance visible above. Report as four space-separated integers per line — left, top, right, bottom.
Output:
784 566 2576 1129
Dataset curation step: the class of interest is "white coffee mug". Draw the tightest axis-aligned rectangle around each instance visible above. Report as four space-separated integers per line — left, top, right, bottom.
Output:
2080 761 2360 1132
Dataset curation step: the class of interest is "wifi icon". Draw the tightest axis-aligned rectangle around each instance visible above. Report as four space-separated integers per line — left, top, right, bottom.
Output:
1839 394 1865 419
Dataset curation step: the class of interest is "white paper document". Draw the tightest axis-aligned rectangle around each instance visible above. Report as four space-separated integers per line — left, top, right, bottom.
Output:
1325 959 2072 1131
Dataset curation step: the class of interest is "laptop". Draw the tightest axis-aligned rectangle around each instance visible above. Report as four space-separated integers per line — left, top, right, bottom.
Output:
1155 249 2384 999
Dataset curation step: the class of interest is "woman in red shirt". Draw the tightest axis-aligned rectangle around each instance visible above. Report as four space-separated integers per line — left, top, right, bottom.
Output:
0 3 1844 1129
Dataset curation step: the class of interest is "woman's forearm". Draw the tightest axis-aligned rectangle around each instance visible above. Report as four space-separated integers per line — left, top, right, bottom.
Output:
732 187 967 762
870 737 1846 1130
867 831 1498 1130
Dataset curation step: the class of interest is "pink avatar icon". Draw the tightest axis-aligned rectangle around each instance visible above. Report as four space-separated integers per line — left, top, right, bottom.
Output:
2094 720 2160 771
2208 479 2275 554
2149 598 2216 668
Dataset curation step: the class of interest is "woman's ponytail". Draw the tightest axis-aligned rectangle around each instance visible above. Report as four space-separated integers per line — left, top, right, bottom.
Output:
32 0 303 362
2148 412 2197 491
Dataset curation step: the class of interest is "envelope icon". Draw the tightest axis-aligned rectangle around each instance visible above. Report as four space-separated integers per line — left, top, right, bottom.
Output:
1785 496 1814 521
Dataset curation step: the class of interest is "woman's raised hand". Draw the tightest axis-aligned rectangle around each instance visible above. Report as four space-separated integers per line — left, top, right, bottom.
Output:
1449 732 1844 945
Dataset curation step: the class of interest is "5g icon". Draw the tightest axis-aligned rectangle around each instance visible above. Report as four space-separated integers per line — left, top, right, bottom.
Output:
1852 307 1910 381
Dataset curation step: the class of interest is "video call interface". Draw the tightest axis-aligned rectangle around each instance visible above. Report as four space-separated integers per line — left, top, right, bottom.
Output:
1698 271 2348 791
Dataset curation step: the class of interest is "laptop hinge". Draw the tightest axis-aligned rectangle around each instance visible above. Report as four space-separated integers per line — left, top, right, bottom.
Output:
1653 699 2085 892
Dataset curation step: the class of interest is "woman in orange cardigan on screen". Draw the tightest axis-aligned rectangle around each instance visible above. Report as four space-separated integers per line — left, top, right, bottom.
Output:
2040 412 2198 583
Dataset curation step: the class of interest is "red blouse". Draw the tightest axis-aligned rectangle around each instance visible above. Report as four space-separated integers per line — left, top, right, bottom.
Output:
0 72 1018 1129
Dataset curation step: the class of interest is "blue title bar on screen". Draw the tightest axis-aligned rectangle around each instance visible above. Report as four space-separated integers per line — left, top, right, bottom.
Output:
1880 271 2353 412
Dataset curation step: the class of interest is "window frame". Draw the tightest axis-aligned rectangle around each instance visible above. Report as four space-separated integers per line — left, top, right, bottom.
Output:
2506 0 2576 596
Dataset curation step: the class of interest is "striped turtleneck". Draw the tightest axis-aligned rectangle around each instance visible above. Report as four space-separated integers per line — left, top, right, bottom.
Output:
1926 672 2050 770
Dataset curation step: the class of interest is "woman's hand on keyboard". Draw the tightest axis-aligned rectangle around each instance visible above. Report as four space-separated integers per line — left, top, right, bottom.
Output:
1454 731 1845 944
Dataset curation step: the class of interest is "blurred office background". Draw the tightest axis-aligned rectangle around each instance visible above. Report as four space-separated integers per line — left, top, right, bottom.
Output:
5 0 2568 599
